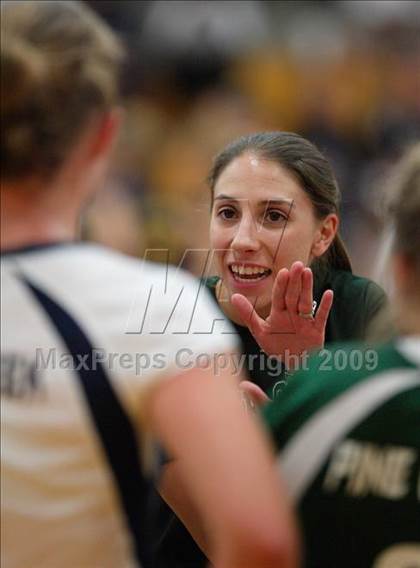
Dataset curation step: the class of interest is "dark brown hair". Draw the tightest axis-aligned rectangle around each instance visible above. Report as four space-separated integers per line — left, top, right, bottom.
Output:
1 0 124 181
207 131 352 272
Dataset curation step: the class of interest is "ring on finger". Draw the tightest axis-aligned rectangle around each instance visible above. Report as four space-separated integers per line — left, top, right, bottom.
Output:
298 311 314 319
298 300 317 319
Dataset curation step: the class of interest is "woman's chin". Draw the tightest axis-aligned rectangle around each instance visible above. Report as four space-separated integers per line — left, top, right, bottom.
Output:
218 272 271 317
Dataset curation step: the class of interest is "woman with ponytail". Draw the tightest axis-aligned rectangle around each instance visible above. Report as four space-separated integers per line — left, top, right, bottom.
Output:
204 131 387 398
157 131 387 568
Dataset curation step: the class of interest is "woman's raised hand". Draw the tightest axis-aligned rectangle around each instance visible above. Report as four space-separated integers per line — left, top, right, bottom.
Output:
231 261 333 369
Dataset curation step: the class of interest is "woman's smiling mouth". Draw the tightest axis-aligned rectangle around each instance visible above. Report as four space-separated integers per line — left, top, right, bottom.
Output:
229 263 272 283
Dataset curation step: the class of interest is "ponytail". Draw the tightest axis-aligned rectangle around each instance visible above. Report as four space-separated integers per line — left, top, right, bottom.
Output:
326 234 352 272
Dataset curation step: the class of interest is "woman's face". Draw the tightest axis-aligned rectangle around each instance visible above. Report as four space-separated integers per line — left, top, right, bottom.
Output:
210 152 325 317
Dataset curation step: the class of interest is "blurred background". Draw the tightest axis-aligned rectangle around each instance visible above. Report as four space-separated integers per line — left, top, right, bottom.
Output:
82 0 420 279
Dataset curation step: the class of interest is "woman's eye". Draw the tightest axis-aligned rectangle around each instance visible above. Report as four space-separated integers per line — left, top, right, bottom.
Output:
218 207 236 220
265 209 287 223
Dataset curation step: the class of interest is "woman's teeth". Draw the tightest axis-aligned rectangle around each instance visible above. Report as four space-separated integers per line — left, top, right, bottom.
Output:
230 264 271 281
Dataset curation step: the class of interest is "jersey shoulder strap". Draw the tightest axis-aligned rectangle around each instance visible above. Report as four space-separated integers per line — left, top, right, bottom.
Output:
22 274 154 568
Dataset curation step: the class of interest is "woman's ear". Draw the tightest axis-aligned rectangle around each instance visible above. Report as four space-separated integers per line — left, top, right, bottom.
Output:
311 213 339 258
89 107 123 160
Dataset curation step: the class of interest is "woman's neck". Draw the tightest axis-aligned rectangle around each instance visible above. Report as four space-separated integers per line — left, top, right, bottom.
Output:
1 219 77 251
1 181 79 251
397 306 420 336
214 279 242 325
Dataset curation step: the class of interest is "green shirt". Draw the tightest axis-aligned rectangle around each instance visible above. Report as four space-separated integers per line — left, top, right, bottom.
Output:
205 267 387 396
264 338 420 568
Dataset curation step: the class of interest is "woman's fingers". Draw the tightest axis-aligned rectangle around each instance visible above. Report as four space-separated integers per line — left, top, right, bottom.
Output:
315 289 334 332
231 293 265 337
285 261 304 314
239 380 271 410
271 268 289 313
297 267 314 317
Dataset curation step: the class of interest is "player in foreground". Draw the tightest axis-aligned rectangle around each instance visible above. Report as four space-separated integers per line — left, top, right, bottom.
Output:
0 2 298 567
264 144 420 567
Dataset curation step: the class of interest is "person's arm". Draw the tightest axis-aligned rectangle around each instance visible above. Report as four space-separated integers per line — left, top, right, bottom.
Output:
144 364 299 568
159 458 209 555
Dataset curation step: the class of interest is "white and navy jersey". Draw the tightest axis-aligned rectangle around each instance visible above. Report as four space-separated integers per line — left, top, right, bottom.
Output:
1 242 237 568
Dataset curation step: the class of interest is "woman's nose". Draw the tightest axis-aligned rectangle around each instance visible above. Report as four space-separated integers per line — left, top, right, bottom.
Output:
230 216 260 252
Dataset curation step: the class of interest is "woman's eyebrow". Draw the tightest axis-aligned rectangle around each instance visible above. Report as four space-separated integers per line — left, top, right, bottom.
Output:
259 199 294 208
213 194 236 201
214 195 294 208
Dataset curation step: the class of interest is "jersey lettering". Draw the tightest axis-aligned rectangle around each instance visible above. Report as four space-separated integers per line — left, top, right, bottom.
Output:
323 439 418 500
1 353 44 398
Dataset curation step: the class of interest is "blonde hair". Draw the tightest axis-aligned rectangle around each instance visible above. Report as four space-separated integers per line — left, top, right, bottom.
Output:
1 0 124 180
387 144 420 273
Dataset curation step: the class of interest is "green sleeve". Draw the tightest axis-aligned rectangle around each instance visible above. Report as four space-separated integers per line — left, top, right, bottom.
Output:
363 280 387 327
324 271 389 343
263 341 409 449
